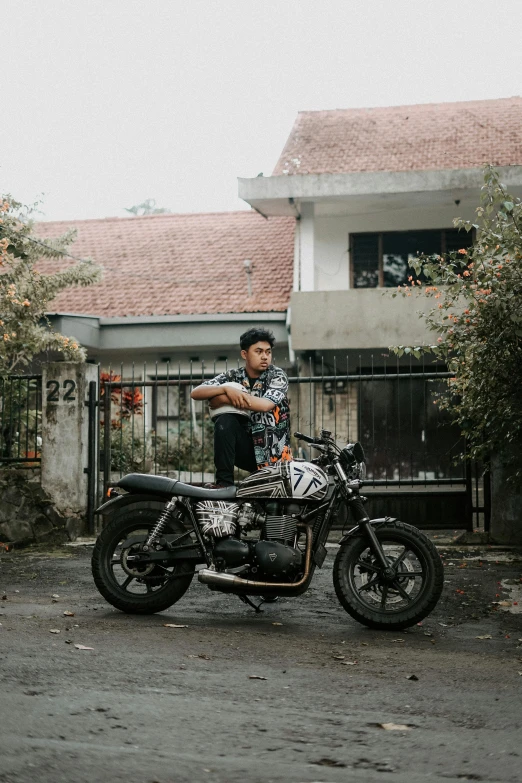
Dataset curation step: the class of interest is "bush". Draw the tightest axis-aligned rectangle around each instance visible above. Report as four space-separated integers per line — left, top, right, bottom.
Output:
391 166 522 478
0 196 101 374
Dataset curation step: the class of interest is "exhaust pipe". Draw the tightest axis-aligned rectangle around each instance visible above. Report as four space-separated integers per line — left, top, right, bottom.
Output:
198 525 313 596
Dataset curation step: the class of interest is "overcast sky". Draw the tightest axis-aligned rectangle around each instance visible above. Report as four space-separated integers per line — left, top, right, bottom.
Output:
2 0 521 222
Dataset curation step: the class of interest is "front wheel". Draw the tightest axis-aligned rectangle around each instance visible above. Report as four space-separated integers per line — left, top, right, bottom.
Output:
333 521 443 630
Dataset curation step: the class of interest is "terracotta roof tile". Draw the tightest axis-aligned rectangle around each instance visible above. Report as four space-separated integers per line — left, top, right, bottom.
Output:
273 97 522 176
35 211 295 317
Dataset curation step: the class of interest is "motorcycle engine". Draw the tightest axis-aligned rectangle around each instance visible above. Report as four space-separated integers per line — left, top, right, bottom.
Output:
195 500 240 537
251 540 302 578
195 499 302 578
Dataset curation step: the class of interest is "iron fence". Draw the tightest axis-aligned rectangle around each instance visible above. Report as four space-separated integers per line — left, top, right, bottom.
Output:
0 375 42 466
94 358 489 533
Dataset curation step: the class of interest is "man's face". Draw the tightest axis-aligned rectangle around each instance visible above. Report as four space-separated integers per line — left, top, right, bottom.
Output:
241 341 272 376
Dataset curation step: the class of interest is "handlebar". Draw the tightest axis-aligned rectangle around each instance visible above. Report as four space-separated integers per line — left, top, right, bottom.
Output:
293 431 317 444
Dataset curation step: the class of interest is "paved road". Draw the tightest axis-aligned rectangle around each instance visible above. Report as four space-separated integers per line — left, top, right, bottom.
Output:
1 541 521 783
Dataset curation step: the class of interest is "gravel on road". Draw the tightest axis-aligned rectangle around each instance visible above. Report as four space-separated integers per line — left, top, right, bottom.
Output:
1 541 521 783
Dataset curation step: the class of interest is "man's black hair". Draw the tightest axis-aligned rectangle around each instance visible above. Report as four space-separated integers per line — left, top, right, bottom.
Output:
240 327 275 351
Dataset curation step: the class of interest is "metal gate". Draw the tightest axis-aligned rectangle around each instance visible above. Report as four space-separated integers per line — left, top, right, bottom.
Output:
0 374 42 467
86 361 490 534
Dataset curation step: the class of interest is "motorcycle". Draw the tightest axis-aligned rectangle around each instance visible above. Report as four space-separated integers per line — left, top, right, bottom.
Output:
91 430 444 630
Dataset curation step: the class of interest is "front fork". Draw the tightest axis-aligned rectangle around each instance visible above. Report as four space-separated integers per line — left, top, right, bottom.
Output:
333 458 391 572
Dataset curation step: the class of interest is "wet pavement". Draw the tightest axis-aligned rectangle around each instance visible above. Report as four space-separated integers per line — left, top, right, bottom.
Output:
1 539 522 783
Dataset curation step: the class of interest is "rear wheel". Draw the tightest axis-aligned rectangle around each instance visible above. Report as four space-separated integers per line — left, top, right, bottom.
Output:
333 521 443 630
91 507 195 614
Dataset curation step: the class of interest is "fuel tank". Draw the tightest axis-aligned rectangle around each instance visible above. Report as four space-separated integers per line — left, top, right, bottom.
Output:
236 460 328 501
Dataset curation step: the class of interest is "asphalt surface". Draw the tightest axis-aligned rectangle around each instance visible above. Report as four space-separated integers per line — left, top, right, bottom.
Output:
1 539 522 783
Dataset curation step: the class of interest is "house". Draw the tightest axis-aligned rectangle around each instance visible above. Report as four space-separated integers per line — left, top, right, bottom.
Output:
238 97 522 368
237 97 522 472
36 210 295 375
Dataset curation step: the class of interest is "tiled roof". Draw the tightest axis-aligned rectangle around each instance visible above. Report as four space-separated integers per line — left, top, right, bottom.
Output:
35 211 295 317
273 97 522 176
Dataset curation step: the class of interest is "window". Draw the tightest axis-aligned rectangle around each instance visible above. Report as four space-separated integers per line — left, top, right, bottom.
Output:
350 229 474 288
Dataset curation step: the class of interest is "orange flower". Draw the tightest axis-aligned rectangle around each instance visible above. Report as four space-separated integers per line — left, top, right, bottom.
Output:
463 270 470 276
458 248 467 255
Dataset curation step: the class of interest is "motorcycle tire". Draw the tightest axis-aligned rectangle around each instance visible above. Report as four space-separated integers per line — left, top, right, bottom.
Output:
333 521 443 631
92 507 195 615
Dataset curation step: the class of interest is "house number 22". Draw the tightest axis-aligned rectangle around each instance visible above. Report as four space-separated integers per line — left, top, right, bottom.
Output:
46 379 76 402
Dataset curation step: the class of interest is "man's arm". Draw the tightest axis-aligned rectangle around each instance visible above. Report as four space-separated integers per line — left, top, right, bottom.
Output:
191 382 250 410
190 384 227 401
244 395 275 412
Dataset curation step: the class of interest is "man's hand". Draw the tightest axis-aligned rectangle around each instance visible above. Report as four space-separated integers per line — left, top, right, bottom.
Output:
225 385 250 409
209 393 230 410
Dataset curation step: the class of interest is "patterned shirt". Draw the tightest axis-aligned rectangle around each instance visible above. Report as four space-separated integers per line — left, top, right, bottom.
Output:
202 365 292 468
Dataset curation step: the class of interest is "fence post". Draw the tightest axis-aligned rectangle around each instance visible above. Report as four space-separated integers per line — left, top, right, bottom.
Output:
85 380 98 535
41 362 99 522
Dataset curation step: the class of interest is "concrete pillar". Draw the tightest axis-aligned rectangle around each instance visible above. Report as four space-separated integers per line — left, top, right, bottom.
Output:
489 446 522 545
41 362 98 517
299 202 315 291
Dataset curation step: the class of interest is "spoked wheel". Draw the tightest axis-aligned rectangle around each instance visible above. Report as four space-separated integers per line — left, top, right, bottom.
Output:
333 521 443 630
91 508 195 614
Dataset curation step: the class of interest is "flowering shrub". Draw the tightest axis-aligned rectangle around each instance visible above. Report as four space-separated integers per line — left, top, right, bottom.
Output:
0 196 101 374
391 166 522 476
99 372 144 426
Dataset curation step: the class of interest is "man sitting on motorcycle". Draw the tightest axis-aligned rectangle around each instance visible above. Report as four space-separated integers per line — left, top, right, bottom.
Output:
190 327 292 486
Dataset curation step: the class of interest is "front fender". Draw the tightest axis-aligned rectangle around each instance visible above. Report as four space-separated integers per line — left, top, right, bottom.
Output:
95 492 168 517
337 516 397 545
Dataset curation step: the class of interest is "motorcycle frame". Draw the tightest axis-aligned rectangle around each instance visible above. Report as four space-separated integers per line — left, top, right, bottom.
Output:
96 480 393 596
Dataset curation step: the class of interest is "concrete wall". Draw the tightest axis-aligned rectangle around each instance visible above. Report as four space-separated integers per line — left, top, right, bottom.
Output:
310 202 476 291
290 289 435 351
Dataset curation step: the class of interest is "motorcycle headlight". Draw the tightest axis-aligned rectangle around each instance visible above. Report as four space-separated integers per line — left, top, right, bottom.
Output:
340 442 366 480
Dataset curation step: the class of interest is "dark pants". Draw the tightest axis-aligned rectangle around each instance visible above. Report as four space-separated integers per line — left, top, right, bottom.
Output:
213 414 258 486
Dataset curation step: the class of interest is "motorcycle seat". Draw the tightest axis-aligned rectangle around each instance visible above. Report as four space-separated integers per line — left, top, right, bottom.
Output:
116 473 237 500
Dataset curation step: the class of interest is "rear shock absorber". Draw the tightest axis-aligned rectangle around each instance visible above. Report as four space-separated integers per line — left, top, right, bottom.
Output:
144 500 178 549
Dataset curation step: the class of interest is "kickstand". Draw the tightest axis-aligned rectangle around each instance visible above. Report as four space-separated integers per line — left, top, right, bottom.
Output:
238 594 264 613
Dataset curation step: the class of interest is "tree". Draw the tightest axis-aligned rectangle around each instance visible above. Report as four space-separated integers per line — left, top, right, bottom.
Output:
0 195 102 374
391 166 522 479
124 198 171 217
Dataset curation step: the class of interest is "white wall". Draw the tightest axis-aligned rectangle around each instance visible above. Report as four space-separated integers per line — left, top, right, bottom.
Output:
311 202 476 291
